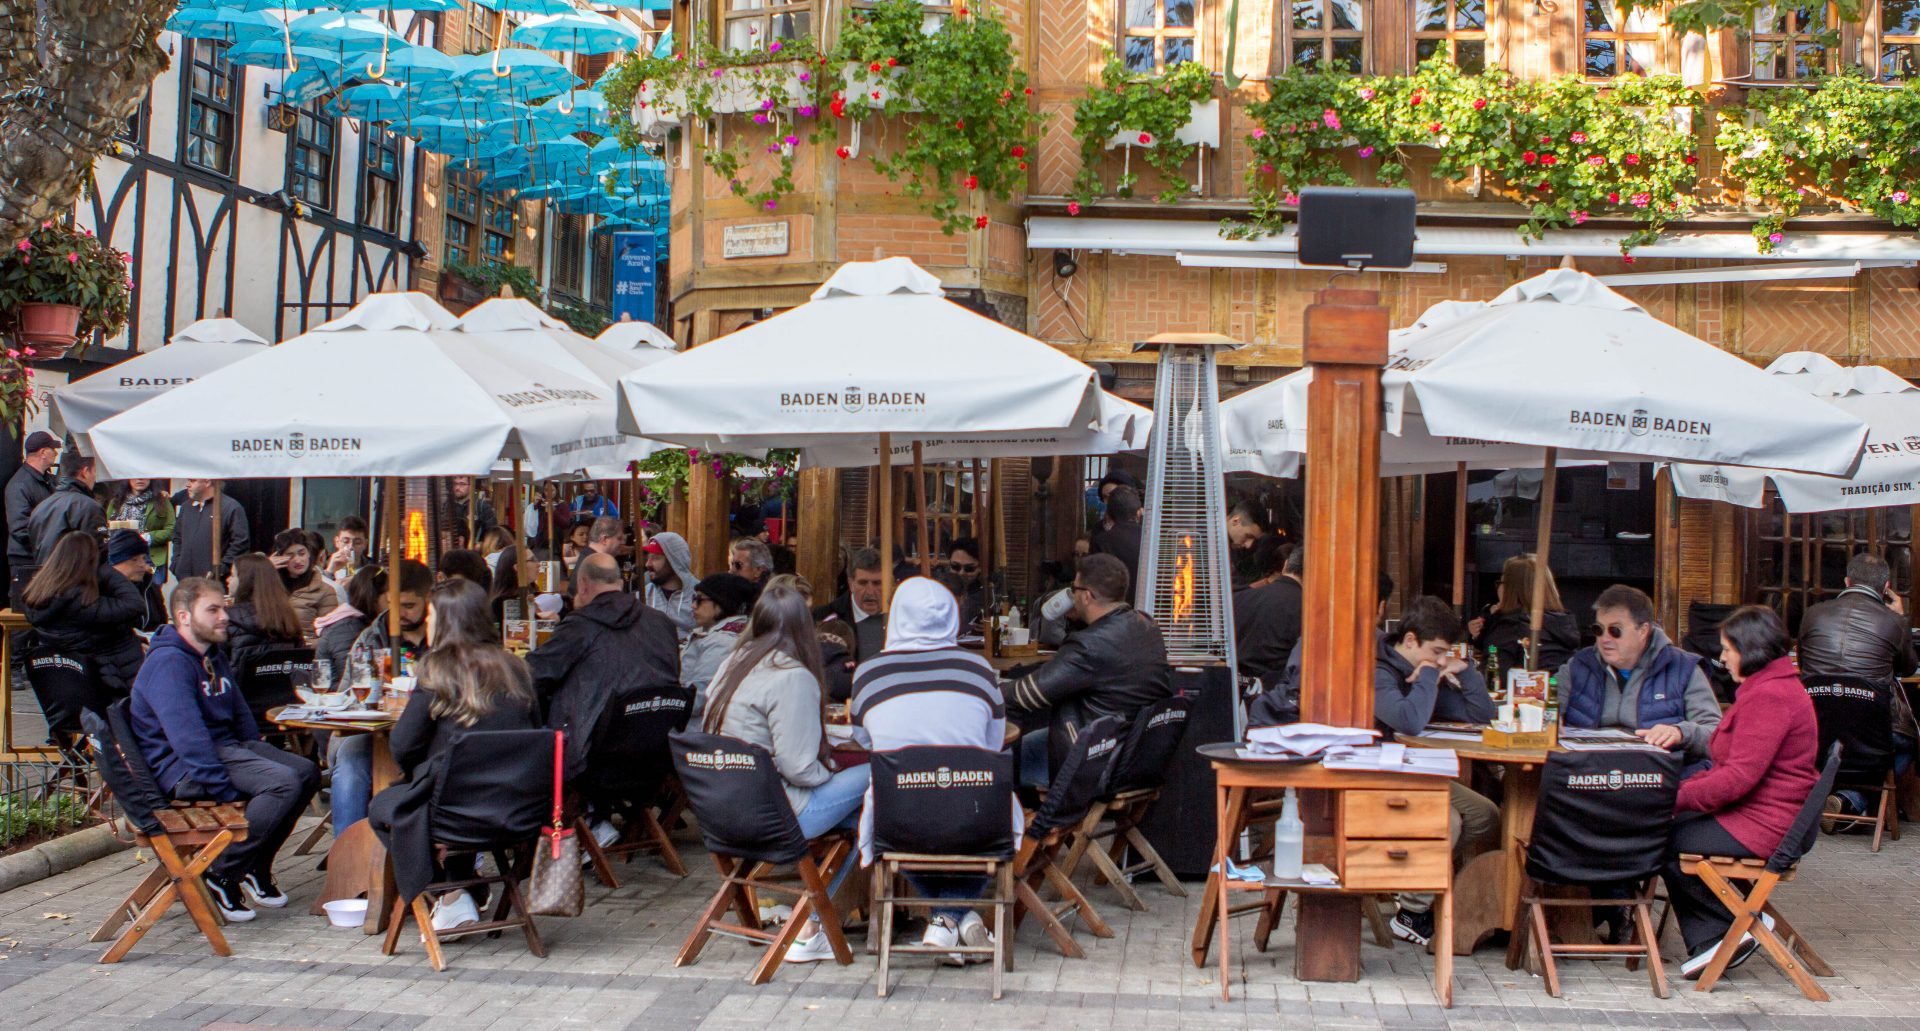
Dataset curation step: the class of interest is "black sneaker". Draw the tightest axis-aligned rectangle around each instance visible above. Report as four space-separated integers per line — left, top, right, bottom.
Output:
204 875 257 923
1390 908 1434 947
241 870 288 909
1682 935 1758 979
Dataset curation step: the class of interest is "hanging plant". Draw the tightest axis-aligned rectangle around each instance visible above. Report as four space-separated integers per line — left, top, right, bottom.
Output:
1716 72 1920 253
0 219 132 359
1069 58 1216 204
1222 62 1700 254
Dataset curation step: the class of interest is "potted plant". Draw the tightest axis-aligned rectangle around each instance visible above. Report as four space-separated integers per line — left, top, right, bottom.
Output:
0 220 132 360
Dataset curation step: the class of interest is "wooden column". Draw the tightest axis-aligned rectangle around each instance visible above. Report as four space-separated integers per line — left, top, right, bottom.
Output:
686 460 729 578
1294 286 1389 984
797 467 841 596
383 476 402 639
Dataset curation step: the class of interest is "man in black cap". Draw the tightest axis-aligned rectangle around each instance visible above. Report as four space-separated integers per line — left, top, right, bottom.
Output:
26 443 106 573
5 430 60 608
106 529 167 634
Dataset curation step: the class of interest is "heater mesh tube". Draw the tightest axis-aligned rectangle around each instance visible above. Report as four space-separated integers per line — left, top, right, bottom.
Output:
1137 347 1236 668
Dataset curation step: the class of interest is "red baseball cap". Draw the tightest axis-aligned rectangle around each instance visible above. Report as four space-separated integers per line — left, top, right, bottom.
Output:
641 540 665 554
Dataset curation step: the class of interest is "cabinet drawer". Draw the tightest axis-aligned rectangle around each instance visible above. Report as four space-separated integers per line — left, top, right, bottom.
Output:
1342 789 1449 840
1342 840 1451 891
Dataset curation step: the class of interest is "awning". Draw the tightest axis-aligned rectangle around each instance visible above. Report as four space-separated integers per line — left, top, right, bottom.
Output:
1026 217 1920 263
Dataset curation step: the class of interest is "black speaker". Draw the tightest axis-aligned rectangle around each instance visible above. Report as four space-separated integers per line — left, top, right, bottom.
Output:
1296 186 1417 270
1138 663 1236 879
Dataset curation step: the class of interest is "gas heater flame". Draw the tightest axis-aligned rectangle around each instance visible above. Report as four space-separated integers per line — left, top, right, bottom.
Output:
405 510 430 563
1171 534 1196 624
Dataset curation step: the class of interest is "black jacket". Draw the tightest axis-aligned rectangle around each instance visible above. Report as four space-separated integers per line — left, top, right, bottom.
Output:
448 494 498 541
1007 604 1172 768
223 602 303 676
24 565 146 697
27 479 106 567
389 682 540 777
170 491 249 581
1089 520 1142 591
316 611 370 690
4 463 53 567
525 590 680 782
817 593 887 661
1472 608 1581 674
1797 586 1919 685
130 574 166 634
1234 576 1302 688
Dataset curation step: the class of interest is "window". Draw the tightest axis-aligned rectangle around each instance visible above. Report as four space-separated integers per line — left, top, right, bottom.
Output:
1749 3 1835 80
184 42 238 176
445 170 481 266
1285 0 1364 72
483 192 514 263
1414 0 1485 71
465 1 502 54
591 229 614 308
1121 0 1199 73
552 214 586 297
119 92 149 149
286 101 337 210
362 129 402 234
1583 0 1659 77
1879 0 1920 79
1748 501 1912 633
723 0 812 50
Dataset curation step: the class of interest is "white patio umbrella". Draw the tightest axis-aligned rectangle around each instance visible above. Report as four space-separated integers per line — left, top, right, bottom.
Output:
51 317 269 448
1669 352 1920 512
89 292 625 481
594 320 679 352
617 256 1127 592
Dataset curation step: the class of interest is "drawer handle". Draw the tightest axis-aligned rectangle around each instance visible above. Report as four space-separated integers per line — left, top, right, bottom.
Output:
1385 797 1410 809
1387 848 1409 861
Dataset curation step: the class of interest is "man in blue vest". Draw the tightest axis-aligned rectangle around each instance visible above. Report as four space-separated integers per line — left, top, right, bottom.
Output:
1557 584 1722 762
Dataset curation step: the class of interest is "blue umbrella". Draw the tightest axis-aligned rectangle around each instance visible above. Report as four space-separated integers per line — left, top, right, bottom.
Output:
454 51 580 103
510 11 643 55
468 0 576 12
533 89 611 133
165 7 284 45
284 12 395 49
227 41 348 70
333 82 413 122
280 64 356 105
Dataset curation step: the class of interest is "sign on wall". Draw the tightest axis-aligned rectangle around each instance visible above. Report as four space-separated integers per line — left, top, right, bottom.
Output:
722 222 789 259
611 232 657 325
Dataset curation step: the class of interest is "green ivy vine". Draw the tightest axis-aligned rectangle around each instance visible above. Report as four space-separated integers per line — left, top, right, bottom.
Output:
1069 58 1216 204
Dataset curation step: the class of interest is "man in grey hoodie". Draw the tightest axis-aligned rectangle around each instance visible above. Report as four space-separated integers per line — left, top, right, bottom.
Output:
642 531 699 640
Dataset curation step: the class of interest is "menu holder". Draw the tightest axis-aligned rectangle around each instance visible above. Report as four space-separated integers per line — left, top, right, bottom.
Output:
1482 722 1558 750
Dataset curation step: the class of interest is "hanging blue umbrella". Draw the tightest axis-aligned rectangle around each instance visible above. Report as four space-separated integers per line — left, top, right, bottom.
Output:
284 12 395 50
532 89 611 134
385 43 459 81
166 7 284 45
453 51 580 103
333 82 413 122
510 11 643 55
227 41 348 70
280 63 356 105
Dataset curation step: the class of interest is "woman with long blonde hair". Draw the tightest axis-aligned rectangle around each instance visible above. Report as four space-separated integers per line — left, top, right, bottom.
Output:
1468 553 1581 671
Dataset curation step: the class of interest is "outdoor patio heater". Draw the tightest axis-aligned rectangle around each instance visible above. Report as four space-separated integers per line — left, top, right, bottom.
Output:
1134 332 1245 877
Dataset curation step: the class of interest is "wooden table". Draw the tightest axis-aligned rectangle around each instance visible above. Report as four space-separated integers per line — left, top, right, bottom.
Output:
1396 733 1559 959
1191 745 1454 1006
268 706 400 934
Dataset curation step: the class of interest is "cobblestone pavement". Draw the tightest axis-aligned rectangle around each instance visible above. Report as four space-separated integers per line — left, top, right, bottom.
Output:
3 817 1918 1031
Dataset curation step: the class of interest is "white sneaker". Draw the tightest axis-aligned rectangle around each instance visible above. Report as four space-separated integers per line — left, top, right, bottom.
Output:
922 915 961 965
783 927 839 963
759 901 793 925
591 819 621 848
429 890 480 933
957 911 994 965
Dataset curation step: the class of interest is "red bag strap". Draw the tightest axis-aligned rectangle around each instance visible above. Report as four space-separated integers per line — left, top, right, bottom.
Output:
550 729 565 828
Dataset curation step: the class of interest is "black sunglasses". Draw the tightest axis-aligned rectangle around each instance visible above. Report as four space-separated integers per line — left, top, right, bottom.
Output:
1590 622 1644 640
951 562 980 573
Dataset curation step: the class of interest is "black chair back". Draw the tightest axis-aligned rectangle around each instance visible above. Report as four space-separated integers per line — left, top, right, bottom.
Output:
428 729 555 849
1525 748 1681 884
1683 602 1739 700
870 746 1015 859
587 683 694 796
1802 674 1896 784
1030 715 1125 835
670 729 810 864
1769 742 1843 874
238 646 316 727
26 647 105 739
81 699 170 837
1107 695 1193 797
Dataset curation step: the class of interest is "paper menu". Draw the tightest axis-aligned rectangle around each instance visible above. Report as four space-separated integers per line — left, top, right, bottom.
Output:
1321 745 1460 777
1508 669 1551 705
1246 723 1380 757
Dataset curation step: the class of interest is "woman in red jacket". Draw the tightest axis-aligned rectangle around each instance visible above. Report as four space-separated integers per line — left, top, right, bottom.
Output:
1663 604 1819 979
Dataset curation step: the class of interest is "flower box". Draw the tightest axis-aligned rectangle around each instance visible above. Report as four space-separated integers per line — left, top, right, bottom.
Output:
1106 99 1221 151
841 63 920 112
709 62 810 115
630 79 689 136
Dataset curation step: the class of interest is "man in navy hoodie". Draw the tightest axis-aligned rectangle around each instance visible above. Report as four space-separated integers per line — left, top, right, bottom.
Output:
131 577 318 922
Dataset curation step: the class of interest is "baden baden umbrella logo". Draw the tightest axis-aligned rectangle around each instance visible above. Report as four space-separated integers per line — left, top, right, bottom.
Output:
289 431 306 459
1904 435 1920 454
845 386 865 414
1630 409 1650 437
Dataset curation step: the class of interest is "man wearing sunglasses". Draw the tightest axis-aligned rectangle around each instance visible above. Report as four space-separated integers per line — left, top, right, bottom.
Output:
1559 584 1722 761
941 537 994 629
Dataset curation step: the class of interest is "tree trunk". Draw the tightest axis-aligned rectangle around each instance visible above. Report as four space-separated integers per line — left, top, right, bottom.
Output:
0 1 173 250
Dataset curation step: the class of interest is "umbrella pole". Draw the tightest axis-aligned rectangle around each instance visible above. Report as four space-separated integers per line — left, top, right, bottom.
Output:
1452 461 1468 610
1528 449 1559 667
385 476 403 640
514 460 533 600
914 442 931 578
466 477 476 549
630 465 643 555
210 482 223 582
878 434 894 607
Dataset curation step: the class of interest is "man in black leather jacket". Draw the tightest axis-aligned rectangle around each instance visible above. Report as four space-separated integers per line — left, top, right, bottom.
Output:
1797 552 1918 817
1008 553 1170 784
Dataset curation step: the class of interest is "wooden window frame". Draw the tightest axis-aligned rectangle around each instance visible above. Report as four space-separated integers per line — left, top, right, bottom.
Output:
1118 0 1204 74
360 128 403 236
445 169 482 267
1278 0 1369 73
482 193 515 264
1580 0 1662 78
1745 499 1916 633
720 0 814 51
1746 2 1839 81
1871 0 1920 80
465 1 502 55
285 100 338 212
1412 0 1487 72
183 41 238 178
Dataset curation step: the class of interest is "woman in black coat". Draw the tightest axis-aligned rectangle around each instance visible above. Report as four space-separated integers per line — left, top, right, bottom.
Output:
1468 553 1582 674
22 531 145 701
315 565 383 690
224 553 305 673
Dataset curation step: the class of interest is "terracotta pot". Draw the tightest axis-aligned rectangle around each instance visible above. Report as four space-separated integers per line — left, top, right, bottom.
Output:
15 302 81 359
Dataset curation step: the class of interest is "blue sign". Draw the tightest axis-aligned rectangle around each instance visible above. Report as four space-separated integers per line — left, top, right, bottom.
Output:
611 232 657 325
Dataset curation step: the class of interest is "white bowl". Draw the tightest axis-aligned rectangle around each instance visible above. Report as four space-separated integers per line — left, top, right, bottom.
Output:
309 692 353 710
322 899 368 929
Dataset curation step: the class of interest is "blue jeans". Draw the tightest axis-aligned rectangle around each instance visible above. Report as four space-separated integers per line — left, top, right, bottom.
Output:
1838 732 1915 813
796 765 871 896
330 734 373 831
1019 727 1051 789
904 872 992 925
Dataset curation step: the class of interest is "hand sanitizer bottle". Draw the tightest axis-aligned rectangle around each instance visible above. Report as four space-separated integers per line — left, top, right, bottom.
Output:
1273 788 1305 881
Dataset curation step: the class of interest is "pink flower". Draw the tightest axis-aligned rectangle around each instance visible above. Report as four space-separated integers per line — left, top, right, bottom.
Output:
5 350 17 359
1251 127 1266 139
1472 97 1487 110
1522 150 1538 164
1067 201 1081 215
121 254 131 264
1569 131 1588 144
1260 162 1273 172
711 69 724 78
1768 231 1785 243
752 112 768 124
1540 134 1552 145
15 240 27 252
1572 210 1589 224
1138 132 1152 144
797 104 816 116
1409 91 1425 106
1587 154 1605 166
1623 153 1640 165
1321 109 1340 130
1357 145 1375 158
66 252 77 263
1622 254 1636 264
1282 192 1300 206
1607 191 1620 203
1895 190 1911 204
1541 154 1557 166
761 98 775 110
1358 87 1375 100
689 449 701 461
1630 192 1650 208
798 72 811 83
768 41 782 52
783 134 799 146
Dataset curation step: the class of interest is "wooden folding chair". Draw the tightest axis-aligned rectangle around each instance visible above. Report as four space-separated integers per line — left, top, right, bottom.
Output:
677 833 855 984
1804 675 1902 853
382 844 547 972
1824 769 1901 852
576 688 695 885
575 792 688 884
90 801 250 963
1508 874 1668 998
873 856 1016 999
1059 788 1187 911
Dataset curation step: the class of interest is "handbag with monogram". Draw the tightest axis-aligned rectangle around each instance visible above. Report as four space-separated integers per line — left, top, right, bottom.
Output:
526 729 584 917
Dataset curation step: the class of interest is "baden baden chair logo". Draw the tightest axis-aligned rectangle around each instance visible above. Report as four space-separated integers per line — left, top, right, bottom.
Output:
1567 770 1664 790
686 749 755 771
894 766 994 789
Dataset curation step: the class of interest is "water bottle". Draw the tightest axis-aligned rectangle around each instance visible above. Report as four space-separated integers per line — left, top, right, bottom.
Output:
1273 788 1305 881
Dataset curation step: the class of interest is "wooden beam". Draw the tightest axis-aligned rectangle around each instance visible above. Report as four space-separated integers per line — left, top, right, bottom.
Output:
914 442 932 578
879 433 895 607
1528 451 1560 665
797 467 840 598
